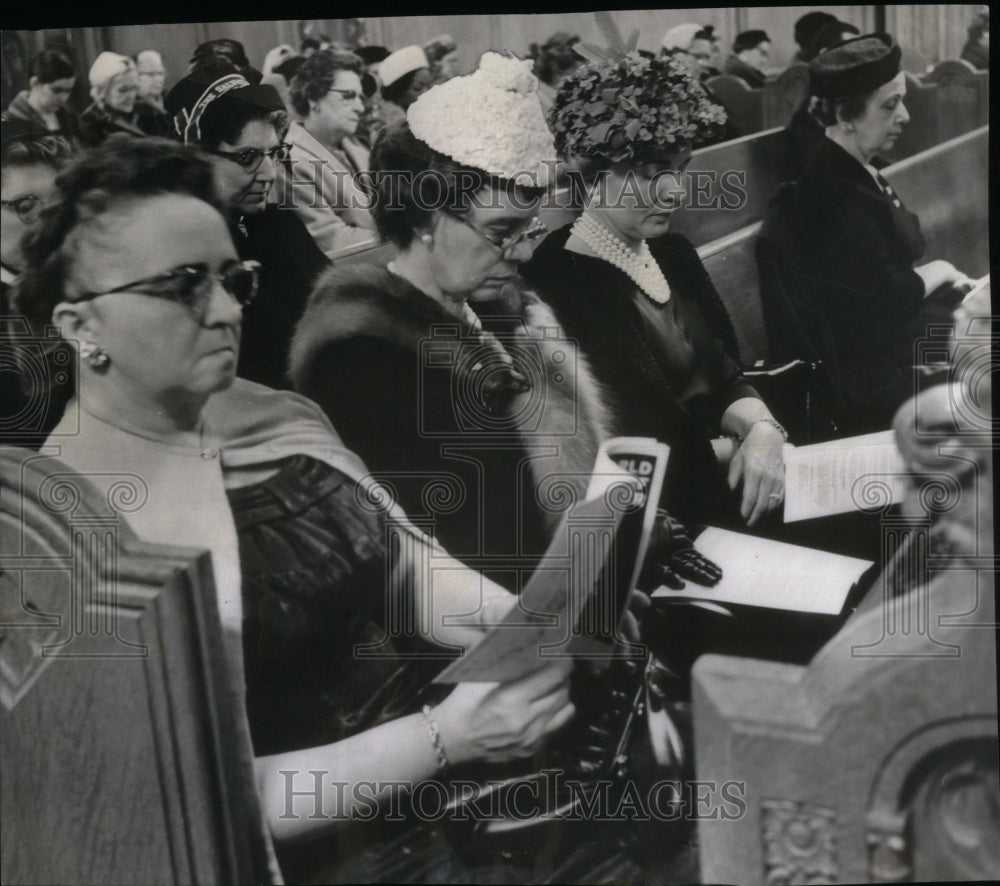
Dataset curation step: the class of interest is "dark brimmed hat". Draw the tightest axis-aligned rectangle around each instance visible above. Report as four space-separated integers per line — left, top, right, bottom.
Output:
810 20 861 58
355 45 390 66
809 33 902 100
795 12 837 48
165 65 285 145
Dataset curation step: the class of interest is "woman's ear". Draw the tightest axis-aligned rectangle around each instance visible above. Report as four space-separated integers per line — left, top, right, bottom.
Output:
51 302 98 342
834 101 856 132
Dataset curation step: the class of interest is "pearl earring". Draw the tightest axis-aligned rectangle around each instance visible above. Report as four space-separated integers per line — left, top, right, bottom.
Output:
80 340 110 370
420 233 433 246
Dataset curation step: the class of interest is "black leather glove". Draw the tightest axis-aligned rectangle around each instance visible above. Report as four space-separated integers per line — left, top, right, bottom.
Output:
638 509 723 591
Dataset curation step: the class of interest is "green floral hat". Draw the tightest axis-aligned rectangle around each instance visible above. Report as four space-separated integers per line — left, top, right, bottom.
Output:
548 18 727 163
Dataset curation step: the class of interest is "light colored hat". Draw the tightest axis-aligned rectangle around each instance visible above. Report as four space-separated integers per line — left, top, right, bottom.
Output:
262 44 297 78
89 51 134 89
379 45 429 87
135 49 164 72
407 51 556 187
662 23 702 51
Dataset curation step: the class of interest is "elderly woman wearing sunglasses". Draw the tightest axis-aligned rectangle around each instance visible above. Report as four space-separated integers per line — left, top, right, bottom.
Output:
275 48 378 256
290 53 615 582
165 58 330 390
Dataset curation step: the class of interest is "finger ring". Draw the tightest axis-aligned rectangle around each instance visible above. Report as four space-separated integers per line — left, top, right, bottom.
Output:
769 493 781 499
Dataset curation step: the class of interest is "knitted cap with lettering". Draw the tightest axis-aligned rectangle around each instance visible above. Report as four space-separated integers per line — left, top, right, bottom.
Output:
809 33 902 99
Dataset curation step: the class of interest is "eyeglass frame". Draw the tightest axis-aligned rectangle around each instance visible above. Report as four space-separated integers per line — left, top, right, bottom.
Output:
206 141 290 173
442 212 549 258
1 193 46 225
326 85 373 102
69 260 261 318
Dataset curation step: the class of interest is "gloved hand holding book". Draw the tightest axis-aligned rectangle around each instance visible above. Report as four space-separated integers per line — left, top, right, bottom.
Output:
638 509 723 591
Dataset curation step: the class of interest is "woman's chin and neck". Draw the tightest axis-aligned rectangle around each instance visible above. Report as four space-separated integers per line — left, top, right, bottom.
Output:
80 371 226 441
304 116 347 151
391 244 468 318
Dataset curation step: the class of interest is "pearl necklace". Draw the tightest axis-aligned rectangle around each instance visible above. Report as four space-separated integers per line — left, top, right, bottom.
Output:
571 212 671 304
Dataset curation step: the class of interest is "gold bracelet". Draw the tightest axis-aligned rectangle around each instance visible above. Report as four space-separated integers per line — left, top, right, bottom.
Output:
741 417 788 443
420 705 449 769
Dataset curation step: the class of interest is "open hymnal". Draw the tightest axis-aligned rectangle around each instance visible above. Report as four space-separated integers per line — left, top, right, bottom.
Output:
435 438 669 683
783 431 907 522
651 527 873 616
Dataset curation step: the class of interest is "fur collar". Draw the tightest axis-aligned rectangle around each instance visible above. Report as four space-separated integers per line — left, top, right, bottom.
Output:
290 264 615 533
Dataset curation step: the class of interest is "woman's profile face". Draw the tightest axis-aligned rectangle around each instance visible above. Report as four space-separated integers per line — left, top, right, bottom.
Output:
209 118 281 215
400 67 434 108
426 185 542 300
312 69 365 143
104 69 139 114
1 163 59 271
32 77 75 114
64 194 243 401
593 153 692 243
850 72 909 158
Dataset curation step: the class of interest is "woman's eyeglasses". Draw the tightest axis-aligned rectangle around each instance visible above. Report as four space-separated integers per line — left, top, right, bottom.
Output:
208 142 290 173
448 214 549 257
72 261 261 318
1 194 45 224
327 87 368 102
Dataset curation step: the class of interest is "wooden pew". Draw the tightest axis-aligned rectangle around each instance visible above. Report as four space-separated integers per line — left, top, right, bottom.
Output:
705 74 765 137
923 60 982 146
885 64 981 163
0 447 276 885
327 235 395 268
884 125 989 277
697 221 766 366
691 412 997 884
972 69 989 126
762 63 810 130
672 128 789 247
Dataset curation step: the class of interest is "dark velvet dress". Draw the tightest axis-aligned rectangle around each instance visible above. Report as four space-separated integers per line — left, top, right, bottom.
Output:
522 228 756 527
225 453 647 884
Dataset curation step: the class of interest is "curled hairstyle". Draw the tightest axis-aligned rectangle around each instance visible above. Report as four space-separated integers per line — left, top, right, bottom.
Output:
31 49 76 84
733 30 770 54
2 132 75 173
190 39 250 72
289 49 364 118
15 136 223 337
369 121 544 249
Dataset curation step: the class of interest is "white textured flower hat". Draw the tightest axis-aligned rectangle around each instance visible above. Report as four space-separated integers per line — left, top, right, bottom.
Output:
407 51 556 188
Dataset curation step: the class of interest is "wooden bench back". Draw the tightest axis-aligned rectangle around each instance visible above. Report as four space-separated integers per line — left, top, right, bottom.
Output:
672 127 789 247
885 64 982 163
884 125 989 277
762 63 810 130
0 447 275 885
705 74 765 136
